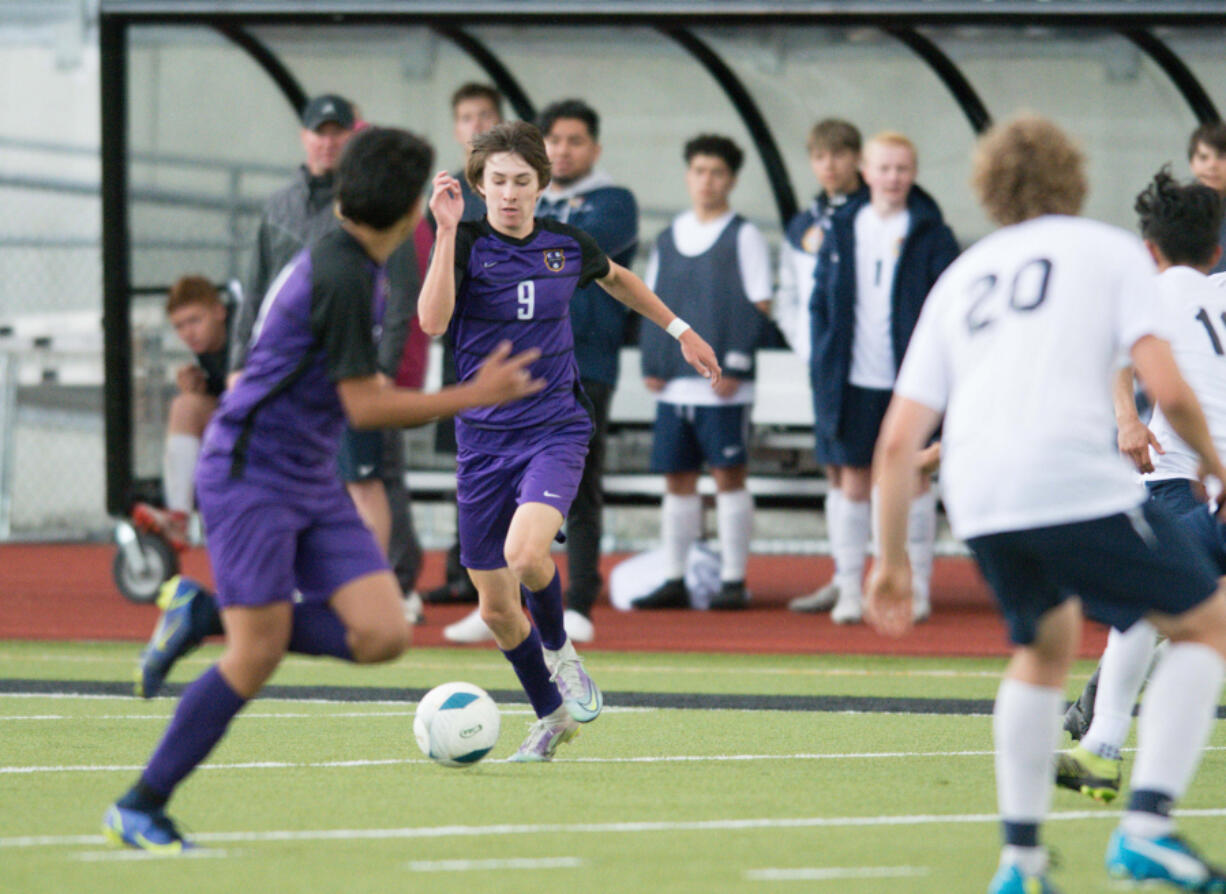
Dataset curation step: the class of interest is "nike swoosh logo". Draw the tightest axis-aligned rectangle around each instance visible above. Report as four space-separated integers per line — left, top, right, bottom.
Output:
722 446 741 457
483 261 499 268
1123 838 1208 882
543 490 561 499
357 464 376 477
153 616 182 652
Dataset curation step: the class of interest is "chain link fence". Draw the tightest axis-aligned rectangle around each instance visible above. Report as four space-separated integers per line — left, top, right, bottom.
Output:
0 135 283 539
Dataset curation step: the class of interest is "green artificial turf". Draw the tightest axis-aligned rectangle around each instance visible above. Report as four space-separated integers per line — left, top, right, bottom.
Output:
1 642 1223 894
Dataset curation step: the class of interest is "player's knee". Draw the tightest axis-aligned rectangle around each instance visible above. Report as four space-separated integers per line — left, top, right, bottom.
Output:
349 620 410 663
503 543 547 584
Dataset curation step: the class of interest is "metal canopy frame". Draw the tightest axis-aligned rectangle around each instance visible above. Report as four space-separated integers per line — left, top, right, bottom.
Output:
98 1 1225 515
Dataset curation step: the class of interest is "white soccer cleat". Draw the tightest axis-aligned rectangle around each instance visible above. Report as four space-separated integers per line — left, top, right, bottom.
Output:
563 609 595 643
830 588 863 625
544 638 602 723
788 582 840 613
443 608 494 643
403 591 425 625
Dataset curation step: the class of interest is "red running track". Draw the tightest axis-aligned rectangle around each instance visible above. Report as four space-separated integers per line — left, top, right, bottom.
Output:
0 544 1110 658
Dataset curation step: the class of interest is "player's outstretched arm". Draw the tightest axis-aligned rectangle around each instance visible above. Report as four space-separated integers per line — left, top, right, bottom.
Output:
596 261 722 385
1132 335 1226 486
1113 365 1162 474
866 395 943 638
418 171 465 337
339 342 543 430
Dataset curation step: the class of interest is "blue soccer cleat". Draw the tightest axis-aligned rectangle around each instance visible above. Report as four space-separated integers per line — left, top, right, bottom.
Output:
102 804 192 852
1107 828 1226 891
135 576 209 699
544 639 602 723
988 863 1062 894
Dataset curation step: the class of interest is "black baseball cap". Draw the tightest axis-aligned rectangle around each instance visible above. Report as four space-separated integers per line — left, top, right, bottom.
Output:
301 94 356 132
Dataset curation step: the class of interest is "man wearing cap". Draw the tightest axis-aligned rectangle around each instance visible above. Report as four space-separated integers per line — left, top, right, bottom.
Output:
228 93 426 622
231 93 358 361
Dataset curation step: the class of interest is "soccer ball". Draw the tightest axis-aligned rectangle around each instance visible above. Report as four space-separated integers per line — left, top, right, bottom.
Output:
414 681 501 767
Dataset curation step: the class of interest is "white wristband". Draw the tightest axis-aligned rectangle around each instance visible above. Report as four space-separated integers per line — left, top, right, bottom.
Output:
666 318 691 340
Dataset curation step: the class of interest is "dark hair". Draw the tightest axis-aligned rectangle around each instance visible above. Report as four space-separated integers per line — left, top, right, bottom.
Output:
807 119 861 155
683 134 744 175
538 99 600 141
335 127 434 230
166 275 221 315
451 82 503 117
1187 121 1226 160
1135 165 1224 268
466 121 552 193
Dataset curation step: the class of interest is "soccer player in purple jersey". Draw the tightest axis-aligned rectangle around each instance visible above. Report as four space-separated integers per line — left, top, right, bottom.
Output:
102 128 543 852
419 121 721 761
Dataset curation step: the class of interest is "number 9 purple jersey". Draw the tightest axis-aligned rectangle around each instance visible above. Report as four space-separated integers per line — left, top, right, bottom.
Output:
448 217 610 437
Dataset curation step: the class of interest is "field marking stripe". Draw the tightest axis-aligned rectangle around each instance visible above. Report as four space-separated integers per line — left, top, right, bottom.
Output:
7 809 1226 850
0 750 999 775
406 856 582 872
70 849 231 862
6 745 1225 775
0 651 1019 678
746 865 929 881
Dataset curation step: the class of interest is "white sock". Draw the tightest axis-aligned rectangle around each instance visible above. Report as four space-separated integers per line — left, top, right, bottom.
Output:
994 678 1062 828
162 433 200 513
661 493 702 580
1000 845 1048 876
824 488 844 576
834 498 870 596
1127 642 1225 810
1082 621 1159 759
716 489 753 582
907 490 937 603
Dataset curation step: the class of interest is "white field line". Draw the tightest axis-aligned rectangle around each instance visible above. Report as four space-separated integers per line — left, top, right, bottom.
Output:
6 808 1226 850
0 650 1023 679
5 745 1222 776
746 865 929 881
406 856 582 872
71 849 232 862
0 708 655 721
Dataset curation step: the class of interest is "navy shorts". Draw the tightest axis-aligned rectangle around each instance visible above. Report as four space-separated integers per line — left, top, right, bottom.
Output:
337 426 383 482
965 503 1219 646
651 402 750 473
814 384 892 468
1146 478 1205 517
1145 478 1226 574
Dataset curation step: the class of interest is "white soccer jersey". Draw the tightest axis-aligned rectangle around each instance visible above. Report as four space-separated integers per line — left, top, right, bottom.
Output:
894 215 1161 540
1147 266 1226 482
850 206 909 389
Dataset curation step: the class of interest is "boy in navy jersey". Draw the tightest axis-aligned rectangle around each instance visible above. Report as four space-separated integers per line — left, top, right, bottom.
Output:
103 128 543 851
419 121 720 761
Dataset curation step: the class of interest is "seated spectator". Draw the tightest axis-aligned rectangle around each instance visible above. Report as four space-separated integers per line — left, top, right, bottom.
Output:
131 275 233 550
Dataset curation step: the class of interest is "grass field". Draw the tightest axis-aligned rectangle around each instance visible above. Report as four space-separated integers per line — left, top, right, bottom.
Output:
2 641 1224 894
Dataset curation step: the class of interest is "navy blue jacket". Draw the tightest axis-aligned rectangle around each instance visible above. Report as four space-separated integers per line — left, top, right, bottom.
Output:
537 174 639 386
809 185 959 437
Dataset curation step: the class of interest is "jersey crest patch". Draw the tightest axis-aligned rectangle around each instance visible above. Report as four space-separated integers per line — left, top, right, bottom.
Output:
543 249 566 272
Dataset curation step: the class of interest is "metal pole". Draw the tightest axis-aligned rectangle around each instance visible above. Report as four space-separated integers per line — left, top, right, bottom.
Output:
100 14 133 517
0 351 16 539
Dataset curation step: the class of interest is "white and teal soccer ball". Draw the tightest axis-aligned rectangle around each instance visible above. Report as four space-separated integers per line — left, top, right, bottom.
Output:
414 682 501 767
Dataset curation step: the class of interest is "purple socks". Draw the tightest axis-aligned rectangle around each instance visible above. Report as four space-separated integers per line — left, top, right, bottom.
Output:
140 665 246 799
501 626 562 718
523 568 566 651
288 602 353 660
